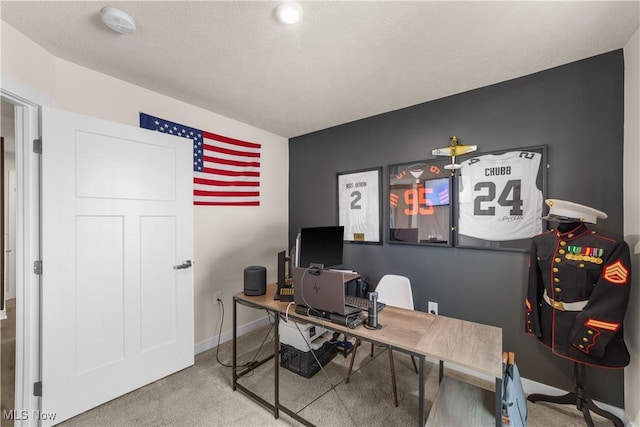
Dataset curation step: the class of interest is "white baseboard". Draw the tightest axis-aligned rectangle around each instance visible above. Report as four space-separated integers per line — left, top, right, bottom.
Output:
438 359 629 426
194 314 271 355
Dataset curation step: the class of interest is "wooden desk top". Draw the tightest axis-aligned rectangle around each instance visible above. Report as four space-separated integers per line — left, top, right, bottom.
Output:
417 315 503 379
235 283 502 379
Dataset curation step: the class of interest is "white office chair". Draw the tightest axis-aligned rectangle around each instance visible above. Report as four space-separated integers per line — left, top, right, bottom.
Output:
376 274 414 310
345 274 419 407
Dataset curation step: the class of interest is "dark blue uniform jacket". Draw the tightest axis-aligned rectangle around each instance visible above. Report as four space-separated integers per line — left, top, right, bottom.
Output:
526 223 631 368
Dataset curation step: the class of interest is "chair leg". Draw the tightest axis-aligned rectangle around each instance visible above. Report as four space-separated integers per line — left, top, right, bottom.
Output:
346 339 360 384
370 342 374 358
388 348 398 407
411 355 418 374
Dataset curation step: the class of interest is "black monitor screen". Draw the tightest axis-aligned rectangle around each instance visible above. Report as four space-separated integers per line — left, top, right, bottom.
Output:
299 226 344 269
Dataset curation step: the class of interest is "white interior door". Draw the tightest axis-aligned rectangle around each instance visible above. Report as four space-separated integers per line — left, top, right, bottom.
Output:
40 107 194 424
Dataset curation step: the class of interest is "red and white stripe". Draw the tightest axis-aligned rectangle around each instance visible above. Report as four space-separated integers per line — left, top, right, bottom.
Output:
194 131 261 206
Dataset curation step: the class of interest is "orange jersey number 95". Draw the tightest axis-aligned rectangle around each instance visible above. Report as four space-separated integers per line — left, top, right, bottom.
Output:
404 188 434 216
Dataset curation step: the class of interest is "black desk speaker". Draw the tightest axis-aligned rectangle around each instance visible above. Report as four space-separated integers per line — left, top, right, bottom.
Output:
244 266 266 296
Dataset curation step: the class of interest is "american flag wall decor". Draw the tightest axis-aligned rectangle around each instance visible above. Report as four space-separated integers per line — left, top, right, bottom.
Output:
140 113 261 206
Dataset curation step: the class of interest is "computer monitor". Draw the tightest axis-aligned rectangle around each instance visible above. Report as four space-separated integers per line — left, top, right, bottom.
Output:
297 226 344 269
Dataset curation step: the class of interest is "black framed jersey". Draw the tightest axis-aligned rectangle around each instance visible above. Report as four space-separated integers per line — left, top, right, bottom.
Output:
338 169 380 242
389 162 450 243
458 151 543 241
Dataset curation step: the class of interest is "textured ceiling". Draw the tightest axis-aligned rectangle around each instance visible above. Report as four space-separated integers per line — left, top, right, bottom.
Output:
1 1 638 138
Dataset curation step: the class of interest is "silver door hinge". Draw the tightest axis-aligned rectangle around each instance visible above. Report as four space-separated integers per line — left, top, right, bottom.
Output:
33 138 42 154
34 260 42 275
33 381 42 397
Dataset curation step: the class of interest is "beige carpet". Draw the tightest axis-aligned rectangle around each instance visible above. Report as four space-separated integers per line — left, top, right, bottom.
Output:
1 298 16 427
59 324 613 427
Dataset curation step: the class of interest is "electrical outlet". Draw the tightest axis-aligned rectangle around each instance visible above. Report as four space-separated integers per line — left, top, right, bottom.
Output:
214 291 222 303
428 301 438 315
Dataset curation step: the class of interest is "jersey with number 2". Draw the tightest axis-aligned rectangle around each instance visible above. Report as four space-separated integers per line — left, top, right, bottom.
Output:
339 170 380 241
458 151 543 241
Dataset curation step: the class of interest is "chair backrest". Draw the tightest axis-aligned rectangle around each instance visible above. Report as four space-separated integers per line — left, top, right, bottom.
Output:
375 274 414 310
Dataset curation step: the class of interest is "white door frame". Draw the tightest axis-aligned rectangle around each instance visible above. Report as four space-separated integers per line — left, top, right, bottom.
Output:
1 73 53 426
7 169 17 300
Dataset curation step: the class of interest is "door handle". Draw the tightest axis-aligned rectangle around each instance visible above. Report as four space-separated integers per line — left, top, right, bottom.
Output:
173 260 192 270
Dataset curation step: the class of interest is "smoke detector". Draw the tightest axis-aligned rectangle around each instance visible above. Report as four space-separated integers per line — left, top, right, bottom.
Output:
100 7 137 34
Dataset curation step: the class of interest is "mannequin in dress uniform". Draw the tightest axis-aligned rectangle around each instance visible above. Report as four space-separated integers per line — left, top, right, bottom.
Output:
525 199 631 427
525 199 631 367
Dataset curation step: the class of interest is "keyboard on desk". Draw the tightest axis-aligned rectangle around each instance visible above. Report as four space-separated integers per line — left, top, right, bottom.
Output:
345 295 386 312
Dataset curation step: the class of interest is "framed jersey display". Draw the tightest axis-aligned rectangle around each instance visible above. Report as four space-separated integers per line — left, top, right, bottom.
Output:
388 159 453 246
337 167 382 243
455 145 547 252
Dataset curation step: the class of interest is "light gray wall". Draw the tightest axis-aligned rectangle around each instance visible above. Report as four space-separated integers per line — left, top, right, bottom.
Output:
290 50 626 406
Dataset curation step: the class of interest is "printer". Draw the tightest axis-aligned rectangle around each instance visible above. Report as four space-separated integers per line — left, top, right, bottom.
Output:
279 320 331 352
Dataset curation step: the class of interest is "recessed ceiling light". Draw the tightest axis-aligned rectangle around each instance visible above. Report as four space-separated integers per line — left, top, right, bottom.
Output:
100 7 137 34
275 2 303 25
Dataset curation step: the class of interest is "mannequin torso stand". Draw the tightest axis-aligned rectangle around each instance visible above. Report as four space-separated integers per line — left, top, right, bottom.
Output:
527 361 622 427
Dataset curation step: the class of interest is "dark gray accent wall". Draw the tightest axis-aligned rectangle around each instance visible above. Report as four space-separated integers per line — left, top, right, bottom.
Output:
289 50 625 406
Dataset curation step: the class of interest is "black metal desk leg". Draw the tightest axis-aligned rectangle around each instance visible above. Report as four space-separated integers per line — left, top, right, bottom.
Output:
232 297 237 391
495 377 502 427
418 355 425 427
274 313 280 419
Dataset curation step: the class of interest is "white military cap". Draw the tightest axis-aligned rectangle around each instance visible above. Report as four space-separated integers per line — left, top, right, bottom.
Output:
542 199 608 224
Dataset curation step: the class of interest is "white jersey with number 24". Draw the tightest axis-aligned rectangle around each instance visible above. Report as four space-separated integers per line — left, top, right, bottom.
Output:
458 151 543 241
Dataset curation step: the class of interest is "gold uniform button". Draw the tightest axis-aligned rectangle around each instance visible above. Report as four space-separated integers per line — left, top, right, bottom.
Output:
555 258 562 263
554 287 561 292
559 249 566 254
560 241 567 246
583 337 589 342
568 233 574 238
579 344 585 349
579 263 585 268
587 330 594 335
553 278 560 283
553 268 559 273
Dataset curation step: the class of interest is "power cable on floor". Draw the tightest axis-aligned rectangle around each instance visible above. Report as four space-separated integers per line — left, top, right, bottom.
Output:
215 298 274 370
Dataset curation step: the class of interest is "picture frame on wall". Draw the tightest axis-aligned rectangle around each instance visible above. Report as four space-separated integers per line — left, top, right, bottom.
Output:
387 158 453 246
337 167 382 243
454 145 548 252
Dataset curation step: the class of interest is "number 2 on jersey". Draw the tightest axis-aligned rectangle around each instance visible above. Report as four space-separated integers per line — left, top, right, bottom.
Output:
350 191 362 209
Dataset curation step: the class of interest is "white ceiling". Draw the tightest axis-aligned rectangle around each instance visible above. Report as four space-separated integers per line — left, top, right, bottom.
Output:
1 1 638 138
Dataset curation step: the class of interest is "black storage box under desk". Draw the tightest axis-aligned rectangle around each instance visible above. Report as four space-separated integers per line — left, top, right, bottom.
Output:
280 341 337 378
